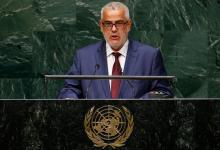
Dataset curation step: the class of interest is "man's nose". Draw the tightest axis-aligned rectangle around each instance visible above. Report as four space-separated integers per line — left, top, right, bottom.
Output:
111 24 117 32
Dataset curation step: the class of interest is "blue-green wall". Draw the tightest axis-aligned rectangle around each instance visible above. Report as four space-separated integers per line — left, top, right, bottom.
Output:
0 0 219 98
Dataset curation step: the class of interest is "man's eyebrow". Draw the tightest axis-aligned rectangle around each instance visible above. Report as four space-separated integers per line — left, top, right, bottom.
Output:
103 20 125 22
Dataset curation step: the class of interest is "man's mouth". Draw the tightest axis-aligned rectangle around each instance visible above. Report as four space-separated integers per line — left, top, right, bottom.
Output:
110 35 119 40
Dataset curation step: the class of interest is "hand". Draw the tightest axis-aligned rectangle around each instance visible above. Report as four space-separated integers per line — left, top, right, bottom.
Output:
148 91 167 98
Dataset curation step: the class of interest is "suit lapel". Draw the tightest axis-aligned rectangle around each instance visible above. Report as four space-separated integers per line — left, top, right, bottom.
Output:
95 41 111 98
119 40 138 98
95 40 138 98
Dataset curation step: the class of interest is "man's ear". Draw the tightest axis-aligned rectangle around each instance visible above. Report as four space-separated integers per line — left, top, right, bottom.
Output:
127 19 132 32
99 20 103 32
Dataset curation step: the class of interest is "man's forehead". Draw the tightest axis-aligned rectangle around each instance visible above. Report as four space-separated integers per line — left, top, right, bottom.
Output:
102 8 127 20
103 7 125 14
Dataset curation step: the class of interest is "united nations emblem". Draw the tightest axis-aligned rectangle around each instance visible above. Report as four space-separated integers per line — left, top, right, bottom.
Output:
84 105 134 149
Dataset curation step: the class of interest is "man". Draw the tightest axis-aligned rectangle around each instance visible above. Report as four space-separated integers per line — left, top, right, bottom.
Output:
58 2 173 99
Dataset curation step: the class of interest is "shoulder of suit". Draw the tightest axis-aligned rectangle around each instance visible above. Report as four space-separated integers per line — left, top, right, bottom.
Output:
76 41 104 53
131 40 159 53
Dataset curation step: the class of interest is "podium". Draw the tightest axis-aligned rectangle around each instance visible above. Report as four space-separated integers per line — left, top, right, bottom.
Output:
0 72 217 149
44 75 177 98
0 99 220 149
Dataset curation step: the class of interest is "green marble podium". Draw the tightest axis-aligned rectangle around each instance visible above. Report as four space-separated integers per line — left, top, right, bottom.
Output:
0 99 220 149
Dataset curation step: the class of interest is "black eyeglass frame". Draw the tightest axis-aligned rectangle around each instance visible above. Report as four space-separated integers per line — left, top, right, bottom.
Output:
102 20 129 29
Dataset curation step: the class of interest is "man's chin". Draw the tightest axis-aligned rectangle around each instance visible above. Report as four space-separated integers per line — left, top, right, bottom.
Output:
109 45 121 51
109 42 122 50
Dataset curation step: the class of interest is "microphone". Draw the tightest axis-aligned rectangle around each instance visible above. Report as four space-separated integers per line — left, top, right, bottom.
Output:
85 64 100 99
122 72 135 98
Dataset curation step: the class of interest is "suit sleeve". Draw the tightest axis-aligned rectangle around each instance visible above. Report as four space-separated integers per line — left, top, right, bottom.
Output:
141 49 173 98
57 51 82 99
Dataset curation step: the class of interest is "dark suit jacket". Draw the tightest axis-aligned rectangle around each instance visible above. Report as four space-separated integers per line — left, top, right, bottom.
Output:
58 39 173 99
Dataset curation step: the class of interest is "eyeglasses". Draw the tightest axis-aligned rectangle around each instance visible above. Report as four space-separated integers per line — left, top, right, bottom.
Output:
102 20 128 29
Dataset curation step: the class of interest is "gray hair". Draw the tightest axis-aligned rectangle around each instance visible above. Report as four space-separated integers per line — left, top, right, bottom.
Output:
101 2 130 19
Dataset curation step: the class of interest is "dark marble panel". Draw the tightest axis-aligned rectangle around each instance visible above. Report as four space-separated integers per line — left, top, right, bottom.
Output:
130 0 164 31
0 0 46 32
0 78 33 98
162 30 208 78
208 78 220 97
32 31 75 98
163 0 208 31
0 0 75 32
0 0 76 76
0 0 76 98
0 32 32 77
32 31 75 75
0 100 219 149
75 0 105 49
0 78 65 99
33 0 76 31
208 0 220 77
208 32 220 76
130 31 164 49
208 0 220 33
0 0 220 98
31 78 64 99
161 30 209 97
130 0 208 31
174 77 208 98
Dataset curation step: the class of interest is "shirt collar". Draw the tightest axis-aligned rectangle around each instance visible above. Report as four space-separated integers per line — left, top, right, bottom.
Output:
106 40 129 57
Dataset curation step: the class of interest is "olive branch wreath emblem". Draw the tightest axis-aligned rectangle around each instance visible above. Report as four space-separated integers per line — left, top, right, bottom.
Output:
84 106 134 149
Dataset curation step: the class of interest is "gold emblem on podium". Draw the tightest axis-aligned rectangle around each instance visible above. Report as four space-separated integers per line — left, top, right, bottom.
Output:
84 105 134 149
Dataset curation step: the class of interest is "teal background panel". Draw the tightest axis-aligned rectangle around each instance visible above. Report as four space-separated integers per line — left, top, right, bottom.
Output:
0 32 32 77
0 78 33 98
0 0 220 98
0 0 75 98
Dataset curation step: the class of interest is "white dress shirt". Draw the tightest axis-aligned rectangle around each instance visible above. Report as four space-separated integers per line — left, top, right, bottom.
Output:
106 40 129 88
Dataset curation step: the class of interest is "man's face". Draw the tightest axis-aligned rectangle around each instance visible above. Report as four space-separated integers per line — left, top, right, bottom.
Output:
100 8 132 51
